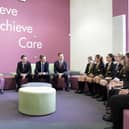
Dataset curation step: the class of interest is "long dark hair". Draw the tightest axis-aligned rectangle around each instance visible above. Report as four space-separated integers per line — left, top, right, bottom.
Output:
125 53 129 71
108 53 115 62
95 54 103 64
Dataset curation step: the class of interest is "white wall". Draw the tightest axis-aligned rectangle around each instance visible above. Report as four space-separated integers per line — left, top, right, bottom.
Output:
70 0 112 72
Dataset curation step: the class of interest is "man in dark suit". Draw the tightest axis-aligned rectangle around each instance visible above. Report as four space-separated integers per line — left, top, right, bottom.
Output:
34 55 50 82
15 55 32 91
54 52 69 91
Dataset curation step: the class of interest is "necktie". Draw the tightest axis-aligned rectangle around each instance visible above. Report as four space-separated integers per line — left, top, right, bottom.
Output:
59 61 62 68
22 64 25 70
41 63 44 72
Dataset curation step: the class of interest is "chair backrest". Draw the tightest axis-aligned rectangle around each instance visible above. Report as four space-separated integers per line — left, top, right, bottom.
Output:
49 63 54 74
31 63 36 75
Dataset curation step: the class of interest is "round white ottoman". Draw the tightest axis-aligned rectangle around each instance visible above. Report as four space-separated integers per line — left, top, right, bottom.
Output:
18 87 56 116
21 82 52 88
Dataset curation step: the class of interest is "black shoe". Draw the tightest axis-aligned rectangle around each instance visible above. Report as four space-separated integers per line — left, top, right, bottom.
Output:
103 114 112 122
105 109 111 114
75 90 80 93
75 89 83 94
106 106 111 110
92 94 100 98
106 110 111 115
65 88 70 92
16 87 20 92
94 94 101 98
104 101 108 106
97 98 105 102
85 92 92 96
104 127 113 129
0 89 4 94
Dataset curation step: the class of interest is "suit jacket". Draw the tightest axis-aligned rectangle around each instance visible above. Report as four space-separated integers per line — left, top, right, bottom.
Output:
85 63 94 75
35 61 49 75
93 62 105 76
16 61 31 76
54 60 68 74
119 67 129 89
104 62 115 78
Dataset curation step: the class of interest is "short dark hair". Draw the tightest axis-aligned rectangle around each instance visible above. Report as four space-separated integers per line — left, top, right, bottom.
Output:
95 54 101 59
21 55 27 59
39 55 45 59
58 52 63 56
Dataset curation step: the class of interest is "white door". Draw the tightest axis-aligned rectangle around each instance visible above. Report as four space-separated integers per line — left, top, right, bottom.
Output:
112 15 126 55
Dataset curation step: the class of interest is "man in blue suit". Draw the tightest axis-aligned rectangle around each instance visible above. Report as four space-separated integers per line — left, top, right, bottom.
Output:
54 52 69 91
34 55 50 82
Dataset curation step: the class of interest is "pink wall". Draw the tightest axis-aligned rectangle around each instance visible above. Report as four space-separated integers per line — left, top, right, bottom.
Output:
112 0 128 51
0 0 70 73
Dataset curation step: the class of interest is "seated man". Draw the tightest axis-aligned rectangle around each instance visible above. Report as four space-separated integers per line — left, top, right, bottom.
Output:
15 55 32 91
34 55 50 82
53 52 69 92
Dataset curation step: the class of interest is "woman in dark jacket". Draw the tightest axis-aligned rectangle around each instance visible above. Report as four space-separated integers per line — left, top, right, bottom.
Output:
87 54 105 96
75 56 94 94
98 53 116 101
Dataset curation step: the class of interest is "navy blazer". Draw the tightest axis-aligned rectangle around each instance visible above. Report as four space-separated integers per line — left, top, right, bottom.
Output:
104 62 116 78
16 61 31 76
119 67 129 89
54 60 68 74
35 61 49 75
85 63 94 75
114 63 123 79
93 62 105 76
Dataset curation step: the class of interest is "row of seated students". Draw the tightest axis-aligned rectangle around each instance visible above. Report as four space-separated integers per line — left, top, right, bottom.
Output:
15 52 70 92
75 53 129 129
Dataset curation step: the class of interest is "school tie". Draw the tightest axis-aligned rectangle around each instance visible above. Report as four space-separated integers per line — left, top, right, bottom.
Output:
106 63 110 76
116 64 119 71
88 64 92 73
107 63 110 71
96 63 99 69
